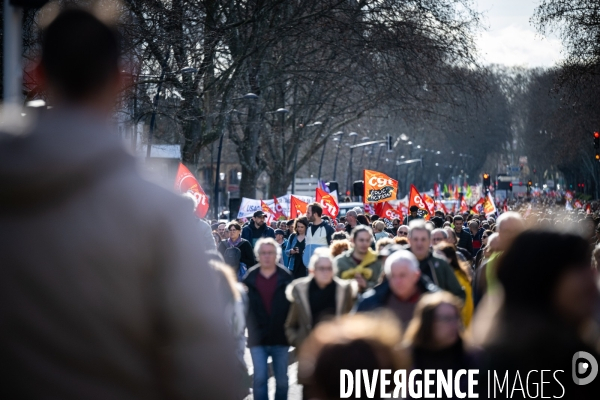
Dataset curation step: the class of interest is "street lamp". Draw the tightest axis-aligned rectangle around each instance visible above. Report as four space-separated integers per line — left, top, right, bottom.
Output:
293 120 322 194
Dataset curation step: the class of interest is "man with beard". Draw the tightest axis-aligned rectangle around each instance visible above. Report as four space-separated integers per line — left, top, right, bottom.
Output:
242 210 275 248
303 203 335 267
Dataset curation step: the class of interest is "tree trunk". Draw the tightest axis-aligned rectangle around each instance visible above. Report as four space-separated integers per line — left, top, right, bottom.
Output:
268 167 294 198
239 164 260 199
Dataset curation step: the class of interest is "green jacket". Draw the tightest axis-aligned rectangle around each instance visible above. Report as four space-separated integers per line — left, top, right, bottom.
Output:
418 252 466 301
334 249 383 290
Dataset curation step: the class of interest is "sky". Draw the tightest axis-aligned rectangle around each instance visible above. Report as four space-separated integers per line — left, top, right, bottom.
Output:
474 0 563 68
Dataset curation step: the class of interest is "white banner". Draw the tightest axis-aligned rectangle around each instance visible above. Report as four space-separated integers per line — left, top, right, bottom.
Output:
237 194 314 219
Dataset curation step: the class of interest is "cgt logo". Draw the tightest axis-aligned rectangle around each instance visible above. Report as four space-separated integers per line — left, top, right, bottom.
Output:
572 351 598 385
368 176 394 188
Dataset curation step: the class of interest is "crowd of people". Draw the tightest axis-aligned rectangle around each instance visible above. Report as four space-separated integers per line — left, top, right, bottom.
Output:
197 199 600 399
2 7 599 400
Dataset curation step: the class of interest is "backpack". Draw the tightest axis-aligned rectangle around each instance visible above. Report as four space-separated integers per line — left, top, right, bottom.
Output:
224 241 247 281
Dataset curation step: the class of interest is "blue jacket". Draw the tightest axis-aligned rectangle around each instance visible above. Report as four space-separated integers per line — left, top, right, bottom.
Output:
355 277 439 313
285 234 299 271
241 220 275 247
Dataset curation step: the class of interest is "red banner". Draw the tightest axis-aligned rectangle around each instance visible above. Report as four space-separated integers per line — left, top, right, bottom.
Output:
471 198 485 214
290 195 308 219
459 198 469 213
435 199 448 214
433 183 440 199
174 163 209 218
272 196 287 220
316 187 339 218
422 194 435 216
408 184 430 220
374 202 399 221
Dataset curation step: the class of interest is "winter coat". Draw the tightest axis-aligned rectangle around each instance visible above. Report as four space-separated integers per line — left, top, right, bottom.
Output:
241 221 275 247
284 276 357 348
334 249 383 290
302 222 335 266
218 238 256 268
455 228 474 255
243 264 293 347
417 251 466 301
0 107 238 399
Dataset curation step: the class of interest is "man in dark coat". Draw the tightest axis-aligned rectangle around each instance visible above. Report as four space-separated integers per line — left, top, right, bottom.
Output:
243 238 293 400
242 210 276 248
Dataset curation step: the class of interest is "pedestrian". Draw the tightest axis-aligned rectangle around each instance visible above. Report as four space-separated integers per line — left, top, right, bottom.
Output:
409 221 465 301
430 228 448 246
181 192 217 250
279 220 290 239
0 8 237 398
243 238 293 400
390 218 401 235
344 210 359 234
331 231 348 241
397 224 409 237
242 210 276 248
443 227 473 263
473 231 600 398
474 229 493 269
217 222 228 240
218 221 256 279
285 217 308 278
468 219 483 257
373 220 391 241
286 219 295 239
330 238 351 257
403 205 422 224
275 229 289 266
297 313 410 400
285 248 357 349
335 222 346 232
355 249 439 326
335 226 383 291
303 203 335 267
434 244 474 327
403 292 474 396
453 215 474 255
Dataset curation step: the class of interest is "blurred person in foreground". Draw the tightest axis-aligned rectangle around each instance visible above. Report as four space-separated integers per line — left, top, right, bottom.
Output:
473 230 600 398
0 8 237 399
356 249 439 326
243 238 293 400
285 248 357 398
403 292 475 397
297 312 410 400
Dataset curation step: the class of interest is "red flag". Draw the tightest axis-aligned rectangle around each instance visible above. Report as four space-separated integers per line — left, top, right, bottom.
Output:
374 202 399 221
451 202 457 214
574 199 583 209
364 203 376 215
408 184 430 220
174 163 209 218
290 195 308 219
396 203 405 223
261 200 276 220
316 187 339 218
470 198 485 214
435 199 448 214
433 183 440 199
272 196 287 220
422 194 435 216
586 203 592 214
453 185 459 200
459 198 469 213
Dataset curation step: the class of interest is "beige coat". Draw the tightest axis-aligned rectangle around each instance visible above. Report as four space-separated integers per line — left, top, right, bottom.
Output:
284 276 357 349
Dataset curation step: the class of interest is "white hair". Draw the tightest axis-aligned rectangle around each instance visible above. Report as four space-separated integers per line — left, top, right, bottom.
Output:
496 211 523 231
181 192 199 211
431 228 447 238
254 237 282 261
384 249 420 275
408 219 430 238
307 247 337 274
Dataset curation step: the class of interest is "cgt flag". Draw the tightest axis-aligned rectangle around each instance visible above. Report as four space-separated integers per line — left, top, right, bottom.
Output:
316 187 339 218
290 195 308 219
272 196 288 220
364 170 398 204
471 198 485 214
422 194 436 216
408 184 430 220
174 163 209 218
374 202 399 221
483 193 497 215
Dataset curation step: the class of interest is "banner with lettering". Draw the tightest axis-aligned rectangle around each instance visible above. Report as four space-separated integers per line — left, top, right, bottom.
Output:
374 202 400 221
408 184 430 220
237 194 313 219
363 170 398 204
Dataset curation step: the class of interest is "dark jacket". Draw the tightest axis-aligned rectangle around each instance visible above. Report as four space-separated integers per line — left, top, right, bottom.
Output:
418 252 466 300
241 220 275 247
355 277 438 312
243 264 293 347
218 238 256 268
455 228 473 254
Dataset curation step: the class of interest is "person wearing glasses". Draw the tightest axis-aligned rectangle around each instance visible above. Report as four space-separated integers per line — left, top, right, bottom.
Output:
218 221 256 271
397 225 409 237
474 229 493 270
285 248 357 349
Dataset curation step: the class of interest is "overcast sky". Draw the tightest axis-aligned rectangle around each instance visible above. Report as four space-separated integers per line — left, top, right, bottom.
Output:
474 0 563 68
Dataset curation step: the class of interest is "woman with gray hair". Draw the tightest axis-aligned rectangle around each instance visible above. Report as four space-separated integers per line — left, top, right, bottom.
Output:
285 248 357 350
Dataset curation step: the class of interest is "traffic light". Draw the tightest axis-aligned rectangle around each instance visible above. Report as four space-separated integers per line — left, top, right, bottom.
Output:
596 152 600 161
326 181 339 193
509 182 513 192
595 132 600 149
527 180 532 187
482 173 490 187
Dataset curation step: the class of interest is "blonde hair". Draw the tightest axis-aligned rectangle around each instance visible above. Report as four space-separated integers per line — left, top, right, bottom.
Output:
373 220 386 232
